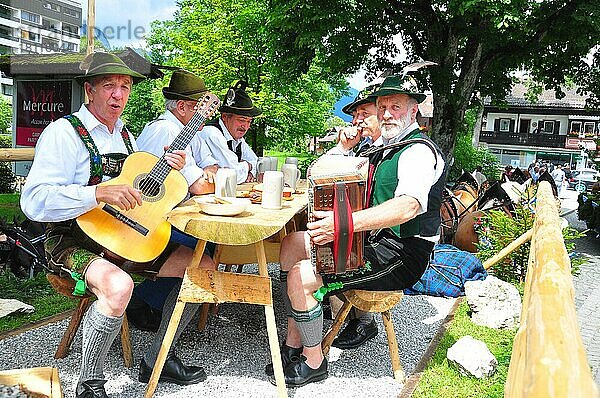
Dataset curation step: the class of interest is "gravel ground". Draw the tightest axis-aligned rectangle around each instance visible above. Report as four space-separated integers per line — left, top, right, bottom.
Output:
0 261 456 398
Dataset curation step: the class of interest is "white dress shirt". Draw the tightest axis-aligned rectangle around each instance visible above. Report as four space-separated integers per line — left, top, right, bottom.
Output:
21 104 138 222
136 110 217 187
193 118 258 184
384 122 446 242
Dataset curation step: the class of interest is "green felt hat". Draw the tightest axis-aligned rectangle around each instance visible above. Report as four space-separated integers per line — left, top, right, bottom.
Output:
342 83 379 115
75 52 146 85
219 80 262 117
162 69 208 101
370 75 427 103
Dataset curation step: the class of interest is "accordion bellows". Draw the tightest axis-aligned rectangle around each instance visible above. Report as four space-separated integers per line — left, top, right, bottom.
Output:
307 155 369 275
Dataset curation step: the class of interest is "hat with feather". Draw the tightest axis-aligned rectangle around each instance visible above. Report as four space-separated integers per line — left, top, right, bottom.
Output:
370 61 437 103
219 80 262 117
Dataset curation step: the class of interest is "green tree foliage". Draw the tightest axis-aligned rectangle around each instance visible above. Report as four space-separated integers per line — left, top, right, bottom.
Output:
0 96 12 134
146 0 346 154
267 0 600 157
0 133 15 193
451 108 500 181
121 78 165 137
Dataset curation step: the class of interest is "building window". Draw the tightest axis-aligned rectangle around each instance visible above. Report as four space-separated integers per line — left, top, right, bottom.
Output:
2 84 13 96
499 118 511 132
570 121 582 134
63 8 80 18
21 30 39 42
41 36 59 51
61 41 76 52
62 23 78 34
0 45 12 54
42 18 59 32
584 122 595 136
21 11 40 24
543 121 554 134
43 2 61 12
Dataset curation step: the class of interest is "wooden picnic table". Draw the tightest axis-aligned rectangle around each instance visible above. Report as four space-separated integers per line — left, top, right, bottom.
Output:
144 182 308 398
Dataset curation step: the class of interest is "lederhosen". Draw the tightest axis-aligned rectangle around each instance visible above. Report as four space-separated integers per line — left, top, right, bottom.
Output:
206 119 243 161
320 130 448 293
44 115 136 278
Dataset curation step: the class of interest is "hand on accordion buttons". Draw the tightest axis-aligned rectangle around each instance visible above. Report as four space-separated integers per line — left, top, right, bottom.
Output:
307 210 334 245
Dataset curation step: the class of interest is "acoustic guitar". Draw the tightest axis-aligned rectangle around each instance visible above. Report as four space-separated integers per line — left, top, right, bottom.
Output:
76 93 220 263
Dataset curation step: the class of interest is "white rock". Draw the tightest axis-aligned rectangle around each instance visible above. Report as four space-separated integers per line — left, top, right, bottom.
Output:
0 298 35 318
447 335 498 378
465 275 521 329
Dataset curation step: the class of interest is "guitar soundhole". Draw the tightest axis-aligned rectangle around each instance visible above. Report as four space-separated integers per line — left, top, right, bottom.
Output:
134 174 165 202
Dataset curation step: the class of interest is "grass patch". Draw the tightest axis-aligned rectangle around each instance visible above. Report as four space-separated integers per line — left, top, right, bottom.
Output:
0 193 23 220
0 270 77 334
412 299 516 398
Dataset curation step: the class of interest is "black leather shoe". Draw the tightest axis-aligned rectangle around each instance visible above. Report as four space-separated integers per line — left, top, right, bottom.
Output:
265 342 303 376
332 318 378 349
139 353 207 385
270 355 328 387
76 379 108 398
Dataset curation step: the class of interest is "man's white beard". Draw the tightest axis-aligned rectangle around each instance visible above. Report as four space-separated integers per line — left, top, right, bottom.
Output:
380 112 412 140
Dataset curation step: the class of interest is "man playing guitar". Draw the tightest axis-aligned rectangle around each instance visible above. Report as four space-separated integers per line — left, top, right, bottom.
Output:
20 52 213 398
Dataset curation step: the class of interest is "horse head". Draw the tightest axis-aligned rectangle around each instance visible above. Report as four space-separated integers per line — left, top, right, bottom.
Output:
477 180 514 211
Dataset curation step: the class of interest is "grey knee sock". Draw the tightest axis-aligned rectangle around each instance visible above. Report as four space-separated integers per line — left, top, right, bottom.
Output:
78 301 123 388
291 304 323 348
279 271 293 317
144 280 200 366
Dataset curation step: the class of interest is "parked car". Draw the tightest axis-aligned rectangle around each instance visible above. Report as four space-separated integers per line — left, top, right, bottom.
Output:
568 168 600 192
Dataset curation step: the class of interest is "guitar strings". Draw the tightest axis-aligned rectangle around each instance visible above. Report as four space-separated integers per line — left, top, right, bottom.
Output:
137 98 218 195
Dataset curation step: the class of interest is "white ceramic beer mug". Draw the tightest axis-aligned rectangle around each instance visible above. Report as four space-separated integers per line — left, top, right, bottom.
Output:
284 157 299 167
215 168 237 197
261 170 284 209
281 163 301 192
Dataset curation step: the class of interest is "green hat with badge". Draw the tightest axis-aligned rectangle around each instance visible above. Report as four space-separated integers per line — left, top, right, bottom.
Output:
162 69 208 101
342 83 379 115
219 80 262 117
75 52 146 85
370 75 427 103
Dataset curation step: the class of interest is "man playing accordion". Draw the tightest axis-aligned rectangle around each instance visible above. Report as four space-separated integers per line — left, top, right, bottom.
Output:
266 74 447 387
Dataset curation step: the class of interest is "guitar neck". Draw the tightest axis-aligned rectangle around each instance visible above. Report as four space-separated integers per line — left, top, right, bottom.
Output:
148 113 207 182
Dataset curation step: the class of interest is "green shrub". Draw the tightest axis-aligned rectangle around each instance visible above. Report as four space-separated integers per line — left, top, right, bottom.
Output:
475 201 584 284
0 134 15 194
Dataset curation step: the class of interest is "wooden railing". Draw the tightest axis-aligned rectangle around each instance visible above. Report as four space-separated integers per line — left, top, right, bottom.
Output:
0 148 34 161
505 181 599 397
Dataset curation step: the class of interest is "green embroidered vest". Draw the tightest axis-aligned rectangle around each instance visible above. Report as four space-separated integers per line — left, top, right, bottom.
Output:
64 115 134 186
371 129 447 239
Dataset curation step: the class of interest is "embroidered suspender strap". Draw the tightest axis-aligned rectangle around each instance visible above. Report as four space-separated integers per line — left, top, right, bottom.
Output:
120 126 135 154
64 115 103 186
207 119 243 162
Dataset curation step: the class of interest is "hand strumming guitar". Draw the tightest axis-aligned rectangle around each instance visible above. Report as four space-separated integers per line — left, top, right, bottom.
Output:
163 146 186 170
95 184 143 211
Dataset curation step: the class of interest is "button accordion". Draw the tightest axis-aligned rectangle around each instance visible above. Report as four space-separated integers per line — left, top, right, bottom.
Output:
307 156 369 275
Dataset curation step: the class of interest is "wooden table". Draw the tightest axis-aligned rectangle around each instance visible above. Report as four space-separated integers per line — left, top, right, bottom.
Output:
144 184 307 398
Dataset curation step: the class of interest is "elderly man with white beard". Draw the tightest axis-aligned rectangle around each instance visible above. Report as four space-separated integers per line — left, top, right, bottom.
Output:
266 75 448 387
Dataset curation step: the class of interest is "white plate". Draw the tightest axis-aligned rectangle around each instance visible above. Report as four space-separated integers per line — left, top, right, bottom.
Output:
194 196 251 216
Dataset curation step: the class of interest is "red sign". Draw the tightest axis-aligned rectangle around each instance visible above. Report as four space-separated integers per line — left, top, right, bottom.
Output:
16 80 71 147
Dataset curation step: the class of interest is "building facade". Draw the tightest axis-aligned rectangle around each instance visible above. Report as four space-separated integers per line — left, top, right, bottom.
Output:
0 0 81 100
479 84 600 170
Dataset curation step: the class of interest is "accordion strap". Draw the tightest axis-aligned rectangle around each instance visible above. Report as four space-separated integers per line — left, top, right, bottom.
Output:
333 182 354 274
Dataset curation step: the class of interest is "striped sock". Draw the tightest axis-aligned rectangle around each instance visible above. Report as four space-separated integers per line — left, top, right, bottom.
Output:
78 301 123 390
291 304 323 348
144 280 200 366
